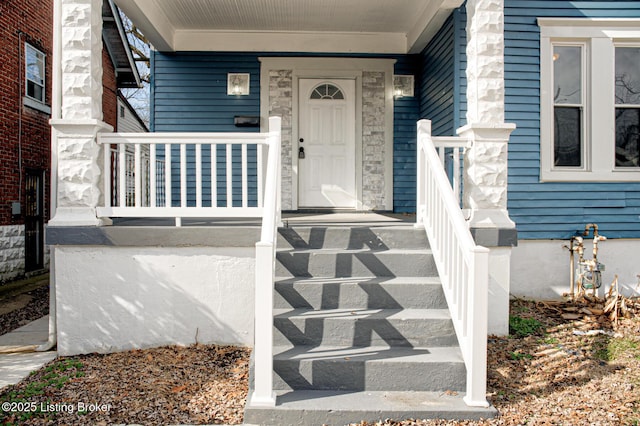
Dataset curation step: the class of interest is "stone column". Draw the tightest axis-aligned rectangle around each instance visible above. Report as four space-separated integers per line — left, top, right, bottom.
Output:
459 0 516 335
49 0 112 226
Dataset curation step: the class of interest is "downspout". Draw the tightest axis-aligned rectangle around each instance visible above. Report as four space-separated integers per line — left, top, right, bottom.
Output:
37 0 61 352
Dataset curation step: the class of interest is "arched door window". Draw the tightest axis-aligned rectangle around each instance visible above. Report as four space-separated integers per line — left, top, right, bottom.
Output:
310 83 345 100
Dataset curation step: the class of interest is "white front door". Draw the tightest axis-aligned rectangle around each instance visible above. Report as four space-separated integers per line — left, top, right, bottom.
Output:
298 78 356 208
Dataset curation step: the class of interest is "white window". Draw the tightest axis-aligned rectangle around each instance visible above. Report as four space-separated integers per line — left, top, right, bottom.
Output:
539 18 640 181
25 43 45 104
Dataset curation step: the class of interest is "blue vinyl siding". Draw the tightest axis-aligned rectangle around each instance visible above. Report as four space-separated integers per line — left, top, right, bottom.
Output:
151 51 423 212
419 13 457 136
151 53 262 207
501 1 640 239
394 56 421 212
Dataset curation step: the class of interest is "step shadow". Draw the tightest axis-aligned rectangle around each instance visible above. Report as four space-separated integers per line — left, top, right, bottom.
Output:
274 346 435 392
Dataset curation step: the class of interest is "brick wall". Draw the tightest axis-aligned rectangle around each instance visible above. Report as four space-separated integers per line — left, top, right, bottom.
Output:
102 47 118 129
0 0 53 227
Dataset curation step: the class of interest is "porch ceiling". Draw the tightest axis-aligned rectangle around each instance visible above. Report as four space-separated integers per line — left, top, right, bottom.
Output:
113 0 463 54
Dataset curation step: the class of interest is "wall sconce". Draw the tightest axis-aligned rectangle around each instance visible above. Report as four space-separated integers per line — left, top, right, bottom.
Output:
227 73 250 96
393 75 414 98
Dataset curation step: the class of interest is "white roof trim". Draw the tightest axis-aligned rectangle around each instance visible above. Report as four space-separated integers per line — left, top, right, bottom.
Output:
114 0 175 51
174 30 407 54
407 0 463 53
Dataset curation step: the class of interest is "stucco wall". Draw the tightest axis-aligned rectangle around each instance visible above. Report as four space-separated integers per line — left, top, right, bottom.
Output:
511 239 640 300
54 245 255 356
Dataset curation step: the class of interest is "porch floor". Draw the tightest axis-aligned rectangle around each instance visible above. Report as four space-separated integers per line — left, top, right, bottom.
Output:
111 212 416 227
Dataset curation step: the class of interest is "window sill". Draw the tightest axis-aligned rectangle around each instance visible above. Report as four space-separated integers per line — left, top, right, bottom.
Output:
540 169 640 182
23 97 51 115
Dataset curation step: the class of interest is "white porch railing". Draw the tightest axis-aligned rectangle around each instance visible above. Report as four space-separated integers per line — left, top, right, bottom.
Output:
97 119 282 225
415 119 490 408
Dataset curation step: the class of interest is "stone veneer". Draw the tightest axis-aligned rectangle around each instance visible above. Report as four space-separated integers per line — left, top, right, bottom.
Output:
267 69 388 210
460 0 515 221
268 70 294 210
362 71 386 210
0 225 25 282
50 0 112 226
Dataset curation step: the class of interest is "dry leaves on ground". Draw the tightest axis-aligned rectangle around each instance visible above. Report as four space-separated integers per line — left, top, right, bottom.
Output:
0 344 250 425
353 296 640 426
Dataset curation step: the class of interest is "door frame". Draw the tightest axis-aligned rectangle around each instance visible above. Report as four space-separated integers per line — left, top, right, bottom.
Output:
297 76 358 209
259 57 395 211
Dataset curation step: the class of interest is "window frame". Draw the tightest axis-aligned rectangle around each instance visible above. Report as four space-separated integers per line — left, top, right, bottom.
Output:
539 18 640 182
25 43 46 104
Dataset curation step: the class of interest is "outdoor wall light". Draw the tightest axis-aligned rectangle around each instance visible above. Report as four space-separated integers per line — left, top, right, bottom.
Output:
227 73 250 96
393 75 414 98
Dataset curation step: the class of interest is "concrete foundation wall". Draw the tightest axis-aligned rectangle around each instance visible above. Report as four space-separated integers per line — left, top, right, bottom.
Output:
53 245 255 356
511 239 640 300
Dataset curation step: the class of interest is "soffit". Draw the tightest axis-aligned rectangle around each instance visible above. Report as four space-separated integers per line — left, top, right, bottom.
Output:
114 0 464 53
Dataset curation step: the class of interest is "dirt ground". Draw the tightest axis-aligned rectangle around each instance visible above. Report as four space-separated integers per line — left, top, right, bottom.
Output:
0 282 638 425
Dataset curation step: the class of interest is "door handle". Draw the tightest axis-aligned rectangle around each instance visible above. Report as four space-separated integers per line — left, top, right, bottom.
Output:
298 147 305 159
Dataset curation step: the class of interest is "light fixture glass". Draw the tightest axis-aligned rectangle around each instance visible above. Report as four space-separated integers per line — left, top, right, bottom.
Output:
393 75 414 98
227 73 250 96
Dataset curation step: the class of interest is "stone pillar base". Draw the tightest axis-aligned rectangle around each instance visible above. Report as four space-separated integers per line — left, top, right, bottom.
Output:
50 119 113 227
48 208 112 227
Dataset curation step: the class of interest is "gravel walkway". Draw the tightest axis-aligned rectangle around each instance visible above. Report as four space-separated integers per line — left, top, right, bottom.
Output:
0 279 49 336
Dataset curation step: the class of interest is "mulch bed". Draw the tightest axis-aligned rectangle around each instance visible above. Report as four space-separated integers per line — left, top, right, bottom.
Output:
0 284 638 425
0 345 250 425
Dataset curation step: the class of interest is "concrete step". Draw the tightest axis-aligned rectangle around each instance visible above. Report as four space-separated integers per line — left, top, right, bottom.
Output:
244 389 497 425
277 226 429 250
274 277 447 310
272 345 465 392
273 308 458 347
275 249 437 278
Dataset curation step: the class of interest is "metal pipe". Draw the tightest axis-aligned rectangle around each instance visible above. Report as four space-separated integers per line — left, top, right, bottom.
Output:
37 0 63 353
584 223 599 238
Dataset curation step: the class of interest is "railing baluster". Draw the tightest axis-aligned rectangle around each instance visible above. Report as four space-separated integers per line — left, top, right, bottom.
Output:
150 144 157 208
241 143 248 208
196 143 202 208
257 143 263 208
226 143 232 208
134 144 142 207
180 144 187 208
118 144 126 207
211 144 217 207
165 144 172 207
103 144 111 208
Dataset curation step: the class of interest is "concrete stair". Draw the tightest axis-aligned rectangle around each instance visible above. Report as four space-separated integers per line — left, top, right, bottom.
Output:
244 225 496 425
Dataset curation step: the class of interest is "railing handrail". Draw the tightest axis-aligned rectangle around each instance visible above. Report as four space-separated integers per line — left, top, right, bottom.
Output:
415 119 490 408
99 132 271 145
